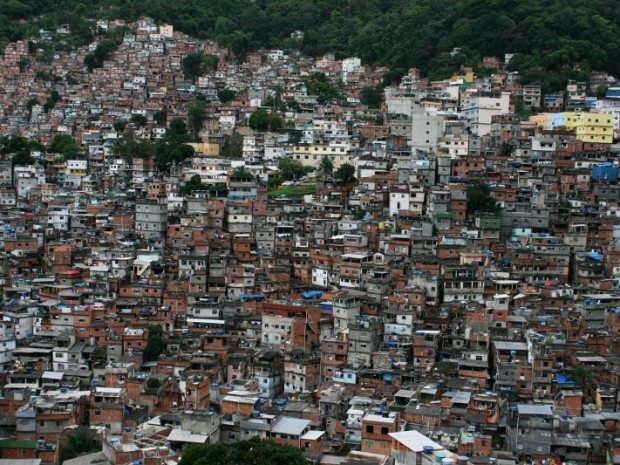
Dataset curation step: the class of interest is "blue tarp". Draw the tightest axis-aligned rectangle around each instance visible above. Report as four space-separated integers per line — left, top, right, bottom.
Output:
555 373 575 385
303 290 324 299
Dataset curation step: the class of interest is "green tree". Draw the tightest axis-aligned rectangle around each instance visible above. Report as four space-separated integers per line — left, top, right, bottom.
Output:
59 426 100 465
43 90 61 113
305 73 343 104
144 324 165 361
595 85 609 99
203 54 219 71
277 158 312 181
182 52 205 81
179 438 308 465
466 179 500 215
269 114 283 132
147 378 162 389
231 166 253 180
26 97 39 114
155 142 194 173
221 132 243 158
318 154 333 180
113 121 127 132
217 89 237 103
249 109 284 132
11 151 34 166
153 110 167 125
112 129 155 162
571 365 595 401
130 114 148 127
188 99 206 134
249 108 269 131
335 163 357 185
84 39 118 72
360 85 383 107
167 118 189 141
181 174 209 195
1 135 29 154
49 134 79 160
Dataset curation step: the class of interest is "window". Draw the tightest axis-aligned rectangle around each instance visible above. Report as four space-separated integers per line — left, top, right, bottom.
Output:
366 425 374 433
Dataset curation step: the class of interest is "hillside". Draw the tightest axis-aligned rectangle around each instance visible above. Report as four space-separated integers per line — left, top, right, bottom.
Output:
1 0 619 90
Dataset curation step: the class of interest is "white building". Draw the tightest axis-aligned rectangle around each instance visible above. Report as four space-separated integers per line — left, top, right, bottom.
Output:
262 314 292 346
0 338 16 373
48 207 71 231
159 24 173 37
342 57 362 83
389 430 456 465
460 91 511 136
65 159 88 187
389 189 410 217
411 108 445 153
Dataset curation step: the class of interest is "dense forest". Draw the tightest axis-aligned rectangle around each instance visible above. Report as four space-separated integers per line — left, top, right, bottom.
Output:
1 0 620 90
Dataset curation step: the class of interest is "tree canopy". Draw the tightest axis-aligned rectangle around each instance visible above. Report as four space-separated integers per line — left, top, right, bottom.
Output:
277 158 312 181
59 427 100 465
112 128 155 161
178 438 309 465
249 109 283 132
231 165 253 180
335 163 357 185
1 135 43 165
144 324 165 361
49 134 79 160
1 0 620 92
182 52 205 81
181 174 210 195
188 99 206 134
466 179 501 215
217 89 237 103
318 154 333 180
360 85 383 108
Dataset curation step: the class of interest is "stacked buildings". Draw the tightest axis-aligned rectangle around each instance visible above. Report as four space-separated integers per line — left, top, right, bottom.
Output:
0 16 620 465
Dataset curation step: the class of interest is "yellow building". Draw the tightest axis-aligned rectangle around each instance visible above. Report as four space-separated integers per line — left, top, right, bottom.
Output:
292 143 352 169
450 69 475 83
564 112 579 130
530 112 614 144
529 113 549 130
573 113 614 144
188 142 220 156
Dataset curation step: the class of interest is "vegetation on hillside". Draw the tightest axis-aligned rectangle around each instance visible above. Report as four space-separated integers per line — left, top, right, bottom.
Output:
1 0 619 91
178 437 309 465
59 427 100 465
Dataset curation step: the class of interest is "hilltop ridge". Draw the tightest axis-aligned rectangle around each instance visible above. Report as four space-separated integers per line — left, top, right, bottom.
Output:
0 0 619 90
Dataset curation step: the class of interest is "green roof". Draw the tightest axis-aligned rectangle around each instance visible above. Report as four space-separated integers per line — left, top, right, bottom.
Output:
0 439 38 449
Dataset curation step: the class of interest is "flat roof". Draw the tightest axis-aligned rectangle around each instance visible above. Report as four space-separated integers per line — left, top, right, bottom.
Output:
271 417 310 435
95 387 122 395
186 318 225 325
388 430 445 453
301 430 325 440
222 395 258 404
0 460 41 465
494 341 528 351
364 413 397 424
517 404 553 416
63 452 109 465
576 356 607 363
341 253 369 259
167 429 209 444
